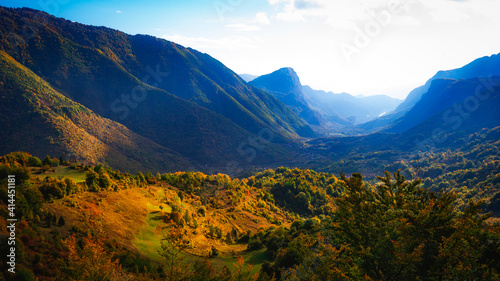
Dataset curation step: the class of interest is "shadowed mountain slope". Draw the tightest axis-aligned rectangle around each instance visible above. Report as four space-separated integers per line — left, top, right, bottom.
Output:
0 50 190 172
0 7 312 168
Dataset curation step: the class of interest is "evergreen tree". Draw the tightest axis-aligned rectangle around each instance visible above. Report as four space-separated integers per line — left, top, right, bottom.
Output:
58 216 65 226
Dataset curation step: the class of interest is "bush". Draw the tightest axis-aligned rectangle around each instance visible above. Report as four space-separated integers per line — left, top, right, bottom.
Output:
28 156 42 167
247 235 264 251
14 267 36 281
210 246 219 257
198 206 206 216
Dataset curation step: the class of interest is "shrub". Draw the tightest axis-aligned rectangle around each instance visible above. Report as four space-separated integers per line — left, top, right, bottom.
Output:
28 156 43 167
198 206 206 216
247 235 264 251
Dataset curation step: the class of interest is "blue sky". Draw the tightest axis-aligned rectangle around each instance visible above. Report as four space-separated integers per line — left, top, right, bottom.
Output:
3 0 500 98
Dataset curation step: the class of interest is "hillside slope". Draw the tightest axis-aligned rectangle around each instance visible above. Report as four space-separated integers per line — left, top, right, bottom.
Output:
361 52 500 132
387 76 500 133
305 77 500 175
397 52 500 112
0 7 307 167
0 50 190 172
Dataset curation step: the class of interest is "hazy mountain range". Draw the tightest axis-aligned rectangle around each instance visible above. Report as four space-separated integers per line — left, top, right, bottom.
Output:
2 6 500 281
1 6 500 174
247 68 402 135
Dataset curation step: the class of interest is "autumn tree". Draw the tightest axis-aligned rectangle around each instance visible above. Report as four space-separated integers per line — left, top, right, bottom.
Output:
159 226 190 281
62 235 130 280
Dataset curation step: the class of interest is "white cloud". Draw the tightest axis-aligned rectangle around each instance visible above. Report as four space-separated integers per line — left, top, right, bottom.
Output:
162 34 262 50
275 11 307 22
267 0 413 28
116 10 122 14
170 0 500 98
269 0 307 22
420 0 471 23
392 15 420 26
266 0 500 28
268 0 289 5
255 12 271 25
225 24 260 31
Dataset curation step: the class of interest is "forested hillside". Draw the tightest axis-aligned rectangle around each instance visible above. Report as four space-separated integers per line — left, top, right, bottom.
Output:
1 5 500 280
1 152 500 280
0 7 312 171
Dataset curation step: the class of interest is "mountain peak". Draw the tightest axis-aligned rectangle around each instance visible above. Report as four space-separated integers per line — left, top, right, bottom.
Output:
276 67 300 81
251 67 302 94
277 66 297 74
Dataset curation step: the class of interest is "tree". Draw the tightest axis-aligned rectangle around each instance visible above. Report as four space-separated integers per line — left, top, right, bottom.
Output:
58 216 66 226
62 235 129 280
42 155 52 166
85 170 99 188
247 235 264 251
64 178 78 195
28 156 42 167
159 227 191 281
329 171 500 280
13 267 36 281
98 172 112 190
137 171 146 184
159 227 189 281
232 256 257 281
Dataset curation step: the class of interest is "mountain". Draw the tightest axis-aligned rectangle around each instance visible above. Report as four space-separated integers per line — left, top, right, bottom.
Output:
302 86 401 125
0 7 314 169
249 68 326 130
249 68 353 134
0 50 190 173
307 76 500 165
387 76 500 133
239 73 258 82
396 52 500 112
361 52 500 132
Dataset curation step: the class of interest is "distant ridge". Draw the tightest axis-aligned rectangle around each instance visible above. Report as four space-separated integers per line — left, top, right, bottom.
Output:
239 73 258 82
360 52 500 132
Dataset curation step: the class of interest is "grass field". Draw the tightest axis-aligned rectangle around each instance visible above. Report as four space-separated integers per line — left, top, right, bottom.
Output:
211 248 272 275
33 165 87 183
132 202 171 262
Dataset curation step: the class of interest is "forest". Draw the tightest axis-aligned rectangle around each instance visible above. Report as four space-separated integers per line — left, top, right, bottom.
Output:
1 151 500 280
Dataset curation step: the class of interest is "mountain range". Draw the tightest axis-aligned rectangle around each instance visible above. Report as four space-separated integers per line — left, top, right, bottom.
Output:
1 6 500 175
2 5 500 281
248 68 402 135
302 86 402 125
0 7 316 172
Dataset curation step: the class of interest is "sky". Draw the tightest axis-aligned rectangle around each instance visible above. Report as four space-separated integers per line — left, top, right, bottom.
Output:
3 0 500 99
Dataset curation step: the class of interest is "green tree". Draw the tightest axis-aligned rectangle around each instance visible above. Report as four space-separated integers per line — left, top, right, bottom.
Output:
329 171 500 280
58 216 66 226
42 155 52 166
98 172 112 190
28 156 42 167
85 170 99 188
137 171 146 184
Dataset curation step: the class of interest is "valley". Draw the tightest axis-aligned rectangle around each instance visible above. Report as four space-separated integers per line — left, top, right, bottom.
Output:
1 5 500 281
